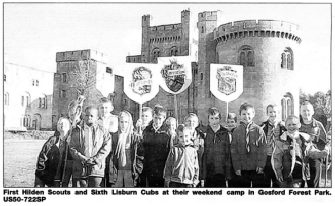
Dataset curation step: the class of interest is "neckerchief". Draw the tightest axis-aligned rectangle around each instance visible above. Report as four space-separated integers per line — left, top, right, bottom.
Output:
241 121 253 153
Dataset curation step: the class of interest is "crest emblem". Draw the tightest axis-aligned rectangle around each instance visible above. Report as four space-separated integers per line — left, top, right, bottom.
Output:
130 67 152 95
161 58 186 92
216 66 237 95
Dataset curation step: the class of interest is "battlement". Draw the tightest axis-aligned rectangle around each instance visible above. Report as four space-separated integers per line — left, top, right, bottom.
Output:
198 10 223 22
181 9 190 18
149 23 181 31
126 55 143 63
214 20 302 44
56 49 107 63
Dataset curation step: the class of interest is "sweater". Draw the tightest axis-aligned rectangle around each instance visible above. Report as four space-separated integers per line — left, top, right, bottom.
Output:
202 125 232 180
231 122 267 171
136 122 170 178
163 145 199 186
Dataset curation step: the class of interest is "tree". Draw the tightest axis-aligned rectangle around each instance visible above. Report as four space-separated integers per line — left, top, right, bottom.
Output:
69 58 96 99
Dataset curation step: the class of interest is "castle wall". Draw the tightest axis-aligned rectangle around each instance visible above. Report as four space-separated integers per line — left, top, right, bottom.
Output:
52 49 115 129
4 63 54 131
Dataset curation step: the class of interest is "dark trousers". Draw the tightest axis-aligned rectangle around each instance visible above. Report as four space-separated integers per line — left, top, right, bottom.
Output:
233 170 266 188
146 177 165 187
307 158 322 188
205 174 226 187
264 156 279 188
169 182 193 188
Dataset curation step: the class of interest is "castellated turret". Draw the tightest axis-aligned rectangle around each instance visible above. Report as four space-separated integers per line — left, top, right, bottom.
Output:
206 19 302 122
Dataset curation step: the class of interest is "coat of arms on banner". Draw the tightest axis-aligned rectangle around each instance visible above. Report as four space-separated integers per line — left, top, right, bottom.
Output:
161 58 186 92
130 67 152 95
210 64 243 103
216 66 237 95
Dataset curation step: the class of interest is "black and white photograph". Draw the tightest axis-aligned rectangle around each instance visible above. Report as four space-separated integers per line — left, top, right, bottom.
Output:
2 1 333 204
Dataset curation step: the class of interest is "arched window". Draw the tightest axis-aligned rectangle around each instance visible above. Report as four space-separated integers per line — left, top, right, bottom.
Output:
247 51 254 66
170 47 178 56
238 45 254 67
202 26 204 33
281 53 287 68
21 96 24 106
152 48 160 62
281 98 287 121
240 52 246 66
4 92 9 106
281 47 294 70
200 73 204 81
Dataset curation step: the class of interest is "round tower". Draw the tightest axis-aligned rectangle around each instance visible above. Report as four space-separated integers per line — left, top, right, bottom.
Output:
213 20 302 122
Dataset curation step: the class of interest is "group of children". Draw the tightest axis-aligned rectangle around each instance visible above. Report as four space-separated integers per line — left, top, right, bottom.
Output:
34 98 330 188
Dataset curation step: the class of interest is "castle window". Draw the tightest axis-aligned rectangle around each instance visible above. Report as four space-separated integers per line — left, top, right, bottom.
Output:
62 73 67 83
202 26 204 33
4 74 6 82
281 47 294 70
106 67 112 74
4 92 9 106
32 79 35 86
36 80 39 87
152 48 160 62
200 73 204 81
60 90 66 99
239 45 255 67
195 86 198 97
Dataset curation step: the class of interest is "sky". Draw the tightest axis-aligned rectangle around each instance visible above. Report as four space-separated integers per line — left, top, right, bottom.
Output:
3 2 331 94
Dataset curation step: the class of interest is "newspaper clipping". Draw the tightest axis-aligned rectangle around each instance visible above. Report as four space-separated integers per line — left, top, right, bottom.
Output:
2 1 333 205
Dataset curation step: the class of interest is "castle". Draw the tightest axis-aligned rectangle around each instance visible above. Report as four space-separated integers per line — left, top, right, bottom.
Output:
5 9 302 131
126 9 302 124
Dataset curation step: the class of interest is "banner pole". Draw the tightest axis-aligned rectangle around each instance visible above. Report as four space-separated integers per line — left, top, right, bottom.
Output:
139 103 143 135
226 101 229 122
174 94 179 124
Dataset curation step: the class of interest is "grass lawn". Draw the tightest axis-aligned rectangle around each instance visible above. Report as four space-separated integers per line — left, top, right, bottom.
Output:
3 139 332 188
4 139 45 187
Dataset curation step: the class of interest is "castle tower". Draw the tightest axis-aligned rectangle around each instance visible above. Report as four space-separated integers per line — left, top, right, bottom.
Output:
52 49 115 129
213 20 302 122
196 10 225 122
141 15 151 63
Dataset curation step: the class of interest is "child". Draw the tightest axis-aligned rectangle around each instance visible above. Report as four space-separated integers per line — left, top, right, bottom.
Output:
34 117 70 187
224 112 238 143
183 113 205 170
231 103 267 187
272 115 329 188
69 106 111 187
134 106 153 187
135 107 153 134
166 117 177 147
164 125 199 188
98 97 118 133
136 105 171 187
108 111 138 187
259 104 286 188
202 108 231 187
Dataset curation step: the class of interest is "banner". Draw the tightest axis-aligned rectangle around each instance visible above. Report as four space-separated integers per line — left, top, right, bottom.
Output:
158 56 193 94
210 64 243 102
123 63 160 104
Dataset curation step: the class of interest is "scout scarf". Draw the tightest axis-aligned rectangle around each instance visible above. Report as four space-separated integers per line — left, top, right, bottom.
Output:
115 111 134 167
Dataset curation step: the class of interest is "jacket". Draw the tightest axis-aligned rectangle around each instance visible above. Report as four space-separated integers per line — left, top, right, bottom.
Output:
300 117 327 150
136 122 170 179
108 132 139 184
202 125 232 180
231 122 267 171
69 123 111 178
35 133 62 186
272 132 328 182
163 145 199 186
260 120 286 155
